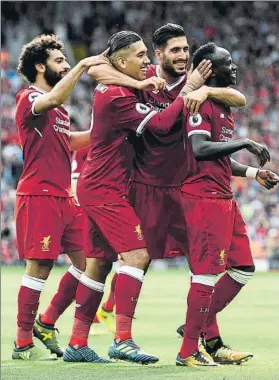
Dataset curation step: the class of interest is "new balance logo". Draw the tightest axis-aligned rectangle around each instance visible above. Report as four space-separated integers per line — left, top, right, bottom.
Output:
76 303 81 308
220 113 225 118
200 307 209 313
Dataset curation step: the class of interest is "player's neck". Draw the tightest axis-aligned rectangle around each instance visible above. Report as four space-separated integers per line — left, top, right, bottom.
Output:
33 79 53 93
157 66 184 85
206 77 224 88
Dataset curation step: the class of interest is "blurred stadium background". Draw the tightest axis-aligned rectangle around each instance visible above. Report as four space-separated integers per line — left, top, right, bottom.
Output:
1 1 279 270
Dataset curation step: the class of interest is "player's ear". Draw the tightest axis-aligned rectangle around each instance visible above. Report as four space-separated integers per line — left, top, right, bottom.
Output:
209 67 216 78
35 63 46 73
116 56 126 69
154 49 163 61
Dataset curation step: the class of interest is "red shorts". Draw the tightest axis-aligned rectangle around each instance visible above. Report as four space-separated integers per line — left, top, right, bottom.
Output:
15 195 84 260
128 181 188 259
181 196 254 275
81 199 146 262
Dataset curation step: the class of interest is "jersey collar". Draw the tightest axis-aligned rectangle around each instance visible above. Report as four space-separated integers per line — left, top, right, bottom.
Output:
29 85 47 94
156 65 186 91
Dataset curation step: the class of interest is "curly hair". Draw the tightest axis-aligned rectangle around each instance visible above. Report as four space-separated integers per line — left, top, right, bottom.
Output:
17 34 64 83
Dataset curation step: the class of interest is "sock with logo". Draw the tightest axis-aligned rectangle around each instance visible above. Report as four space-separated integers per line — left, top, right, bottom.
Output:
69 274 104 348
103 272 117 312
114 266 144 342
179 282 214 358
204 272 245 340
16 275 45 348
40 265 83 325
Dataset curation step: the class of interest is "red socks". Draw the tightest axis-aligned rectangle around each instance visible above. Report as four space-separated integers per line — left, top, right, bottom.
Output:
114 266 144 342
16 275 45 348
204 273 244 340
180 282 214 358
69 274 104 348
40 265 82 325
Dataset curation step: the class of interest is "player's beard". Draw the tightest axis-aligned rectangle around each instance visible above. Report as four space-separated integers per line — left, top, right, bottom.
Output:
162 55 186 79
44 65 63 87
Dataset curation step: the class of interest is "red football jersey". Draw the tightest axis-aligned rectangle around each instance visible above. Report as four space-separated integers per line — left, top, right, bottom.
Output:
71 146 90 179
77 84 183 205
182 99 234 198
15 85 73 197
131 64 187 187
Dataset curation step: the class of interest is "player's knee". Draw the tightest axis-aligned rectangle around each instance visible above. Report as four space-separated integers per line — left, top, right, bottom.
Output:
120 248 149 269
26 259 54 280
227 265 255 285
86 257 112 283
67 250 86 272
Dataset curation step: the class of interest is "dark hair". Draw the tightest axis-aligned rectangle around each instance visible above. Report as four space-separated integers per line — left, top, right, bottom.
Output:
17 34 64 83
107 31 142 57
152 23 185 50
192 42 217 69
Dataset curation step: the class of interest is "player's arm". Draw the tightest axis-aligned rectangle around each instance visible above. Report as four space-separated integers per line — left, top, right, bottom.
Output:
113 95 185 136
88 64 166 92
184 86 246 115
134 61 214 134
186 104 270 166
33 55 108 114
88 58 211 94
70 130 91 151
207 87 246 108
230 158 279 190
191 134 270 166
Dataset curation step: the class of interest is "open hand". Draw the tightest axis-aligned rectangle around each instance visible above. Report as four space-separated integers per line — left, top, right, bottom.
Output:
183 60 212 93
246 139 271 167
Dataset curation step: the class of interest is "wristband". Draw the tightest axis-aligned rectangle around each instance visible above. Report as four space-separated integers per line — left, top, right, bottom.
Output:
246 167 259 179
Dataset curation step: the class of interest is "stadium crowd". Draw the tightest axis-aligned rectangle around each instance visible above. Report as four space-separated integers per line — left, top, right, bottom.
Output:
1 1 279 265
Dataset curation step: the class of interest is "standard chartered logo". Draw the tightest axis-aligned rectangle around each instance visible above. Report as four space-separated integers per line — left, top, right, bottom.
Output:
53 117 71 136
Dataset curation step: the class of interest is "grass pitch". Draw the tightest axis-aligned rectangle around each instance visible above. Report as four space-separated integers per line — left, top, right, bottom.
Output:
1 267 279 380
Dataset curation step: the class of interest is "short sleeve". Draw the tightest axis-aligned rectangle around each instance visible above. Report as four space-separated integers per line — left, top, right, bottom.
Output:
17 90 44 122
185 101 213 138
112 95 157 136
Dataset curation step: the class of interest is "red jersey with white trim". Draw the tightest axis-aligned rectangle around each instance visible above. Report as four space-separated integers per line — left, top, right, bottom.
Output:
78 84 183 204
71 146 90 179
182 99 234 198
77 84 158 205
131 64 187 187
15 86 73 197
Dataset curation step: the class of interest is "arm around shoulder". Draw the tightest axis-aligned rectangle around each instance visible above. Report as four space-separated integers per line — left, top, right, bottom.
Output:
207 87 246 108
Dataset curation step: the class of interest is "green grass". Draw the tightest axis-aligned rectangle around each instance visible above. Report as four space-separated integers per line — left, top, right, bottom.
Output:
1 267 279 380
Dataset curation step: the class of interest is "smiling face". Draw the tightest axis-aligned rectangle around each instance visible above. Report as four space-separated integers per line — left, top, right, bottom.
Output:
155 36 189 78
41 49 71 87
212 47 237 87
113 40 151 80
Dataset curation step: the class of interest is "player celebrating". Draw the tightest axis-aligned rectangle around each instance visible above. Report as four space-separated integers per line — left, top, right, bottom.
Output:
14 32 174 362
129 23 247 266
63 30 211 365
177 42 278 367
72 146 117 335
12 34 122 361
